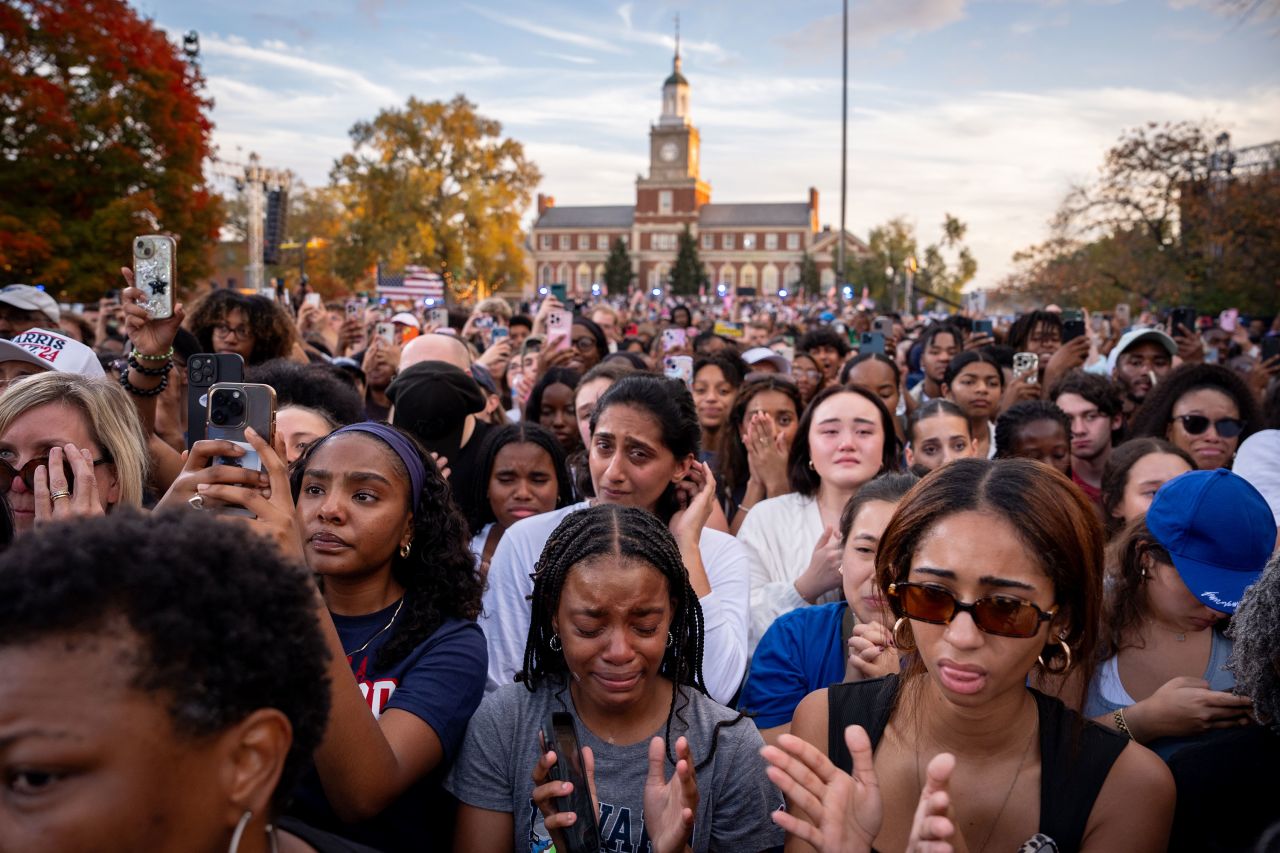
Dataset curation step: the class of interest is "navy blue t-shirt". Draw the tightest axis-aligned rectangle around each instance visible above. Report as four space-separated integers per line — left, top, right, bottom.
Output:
737 601 847 729
288 603 488 853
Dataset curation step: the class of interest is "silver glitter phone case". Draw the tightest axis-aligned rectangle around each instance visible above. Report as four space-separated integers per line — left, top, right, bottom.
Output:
132 235 176 319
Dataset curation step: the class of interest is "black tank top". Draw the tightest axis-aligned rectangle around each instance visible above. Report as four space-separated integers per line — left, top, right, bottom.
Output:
827 675 1128 853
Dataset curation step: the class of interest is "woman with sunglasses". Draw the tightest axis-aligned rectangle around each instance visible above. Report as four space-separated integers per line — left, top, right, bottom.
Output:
0 372 148 535
1128 364 1260 470
766 458 1173 853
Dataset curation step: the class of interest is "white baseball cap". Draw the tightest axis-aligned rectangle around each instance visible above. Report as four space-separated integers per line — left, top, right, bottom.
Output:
0 284 60 323
0 328 105 379
1105 327 1177 376
391 312 421 327
742 346 791 375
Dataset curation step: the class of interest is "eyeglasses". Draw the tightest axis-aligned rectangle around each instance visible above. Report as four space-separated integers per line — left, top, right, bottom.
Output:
572 336 597 353
797 369 823 381
1172 414 1243 438
213 323 251 339
888 581 1057 639
0 455 110 493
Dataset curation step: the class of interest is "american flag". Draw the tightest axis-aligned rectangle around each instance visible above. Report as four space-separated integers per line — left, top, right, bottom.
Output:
377 264 444 301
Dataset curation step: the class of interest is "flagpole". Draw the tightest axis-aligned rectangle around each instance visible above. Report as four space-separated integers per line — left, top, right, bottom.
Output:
837 0 848 295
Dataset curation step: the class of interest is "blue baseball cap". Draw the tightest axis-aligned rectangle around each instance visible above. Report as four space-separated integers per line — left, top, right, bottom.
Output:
1147 468 1276 614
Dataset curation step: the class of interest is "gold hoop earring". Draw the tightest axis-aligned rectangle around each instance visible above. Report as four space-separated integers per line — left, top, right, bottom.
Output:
892 616 916 652
400 541 412 558
1038 638 1073 674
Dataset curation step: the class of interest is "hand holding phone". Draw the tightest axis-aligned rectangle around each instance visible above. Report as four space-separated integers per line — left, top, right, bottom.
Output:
132 235 176 319
547 310 573 353
536 712 601 853
304 292 322 308
1013 352 1039 385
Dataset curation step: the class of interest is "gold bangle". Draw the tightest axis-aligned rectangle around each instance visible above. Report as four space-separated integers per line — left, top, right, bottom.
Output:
1113 708 1134 740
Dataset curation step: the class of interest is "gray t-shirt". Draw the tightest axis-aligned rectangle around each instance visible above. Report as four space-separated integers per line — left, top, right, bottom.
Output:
445 680 784 853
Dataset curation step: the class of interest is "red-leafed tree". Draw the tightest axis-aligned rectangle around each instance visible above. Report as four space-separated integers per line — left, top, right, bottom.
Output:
0 0 221 300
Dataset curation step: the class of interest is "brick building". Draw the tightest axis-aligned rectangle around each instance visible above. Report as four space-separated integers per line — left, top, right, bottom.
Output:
529 48 868 297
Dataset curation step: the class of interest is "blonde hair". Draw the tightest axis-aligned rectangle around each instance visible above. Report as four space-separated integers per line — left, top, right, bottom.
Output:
474 297 513 321
0 373 149 509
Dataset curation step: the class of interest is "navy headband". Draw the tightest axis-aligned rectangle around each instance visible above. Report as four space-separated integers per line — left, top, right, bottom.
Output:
330 422 426 512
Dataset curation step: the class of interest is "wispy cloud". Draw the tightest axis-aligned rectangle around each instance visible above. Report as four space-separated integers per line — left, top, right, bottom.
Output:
537 51 597 65
780 0 968 56
465 4 628 54
198 32 399 103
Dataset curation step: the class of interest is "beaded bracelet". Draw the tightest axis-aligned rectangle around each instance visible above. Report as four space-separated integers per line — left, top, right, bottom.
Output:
127 353 174 377
118 365 169 397
1113 708 1134 740
132 347 173 363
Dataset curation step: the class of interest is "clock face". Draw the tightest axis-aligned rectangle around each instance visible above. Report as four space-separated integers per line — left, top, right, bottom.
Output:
660 142 679 162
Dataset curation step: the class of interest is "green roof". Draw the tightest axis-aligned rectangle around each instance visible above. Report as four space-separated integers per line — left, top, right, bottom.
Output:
664 70 688 86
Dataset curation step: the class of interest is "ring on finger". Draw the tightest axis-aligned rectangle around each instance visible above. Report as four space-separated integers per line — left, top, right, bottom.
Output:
188 494 205 510
49 490 72 502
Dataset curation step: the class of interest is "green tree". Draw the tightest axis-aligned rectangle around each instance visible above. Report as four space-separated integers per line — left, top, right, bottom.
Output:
330 95 541 291
669 225 707 296
798 252 820 296
850 216 975 309
603 236 633 294
0 0 220 299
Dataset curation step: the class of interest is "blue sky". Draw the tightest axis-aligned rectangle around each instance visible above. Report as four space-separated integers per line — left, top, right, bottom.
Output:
136 0 1280 287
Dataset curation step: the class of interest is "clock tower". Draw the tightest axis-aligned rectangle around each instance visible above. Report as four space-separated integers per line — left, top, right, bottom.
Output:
636 34 710 224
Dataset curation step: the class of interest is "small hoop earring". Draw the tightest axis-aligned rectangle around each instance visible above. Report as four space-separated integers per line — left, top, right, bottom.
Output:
808 459 816 470
666 631 674 648
229 809 253 853
548 634 562 652
892 617 916 652
1038 638 1074 674
399 541 412 558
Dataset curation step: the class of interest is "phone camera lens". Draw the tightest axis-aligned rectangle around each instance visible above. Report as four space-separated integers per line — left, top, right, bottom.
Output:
210 408 228 426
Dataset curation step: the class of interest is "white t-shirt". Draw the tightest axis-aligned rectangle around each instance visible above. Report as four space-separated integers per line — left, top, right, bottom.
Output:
478 500 751 704
736 492 838 650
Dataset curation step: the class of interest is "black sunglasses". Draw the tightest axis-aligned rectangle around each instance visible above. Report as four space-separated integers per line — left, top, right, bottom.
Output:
888 582 1057 639
1172 414 1243 438
0 456 109 493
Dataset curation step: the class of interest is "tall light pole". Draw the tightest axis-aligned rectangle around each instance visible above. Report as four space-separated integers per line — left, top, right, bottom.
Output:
837 0 848 294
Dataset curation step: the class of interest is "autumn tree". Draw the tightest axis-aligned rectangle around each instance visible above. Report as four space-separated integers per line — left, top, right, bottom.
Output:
0 0 220 299
603 236 633 294
668 226 708 296
330 95 540 292
998 122 1280 313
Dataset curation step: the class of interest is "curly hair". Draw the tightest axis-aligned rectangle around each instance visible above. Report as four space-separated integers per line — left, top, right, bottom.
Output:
247 358 366 426
1128 363 1262 450
788 385 901 496
186 290 299 364
0 509 331 808
799 326 851 358
1099 438 1196 538
519 504 743 769
289 424 483 670
994 400 1071 459
466 421 573 533
1007 310 1062 351
716 375 804 504
1227 551 1280 735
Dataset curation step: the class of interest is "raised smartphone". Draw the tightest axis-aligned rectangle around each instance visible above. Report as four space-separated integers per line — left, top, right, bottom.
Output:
186 353 245 449
132 235 176 319
972 319 994 337
429 307 450 328
539 712 600 853
550 283 568 302
1171 306 1197 336
1013 352 1040 385
663 355 693 385
547 310 573 353
376 321 396 346
661 327 687 352
859 332 886 355
1061 309 1085 343
206 382 277 517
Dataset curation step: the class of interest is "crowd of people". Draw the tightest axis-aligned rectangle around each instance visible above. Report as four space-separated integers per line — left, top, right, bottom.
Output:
1 274 1278 853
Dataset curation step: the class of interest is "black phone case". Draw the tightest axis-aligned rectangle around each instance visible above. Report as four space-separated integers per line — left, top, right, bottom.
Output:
541 712 601 853
1171 308 1196 335
186 353 245 449
1062 320 1085 343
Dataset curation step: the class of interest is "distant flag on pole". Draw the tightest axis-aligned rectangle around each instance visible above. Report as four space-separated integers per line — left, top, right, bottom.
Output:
377 265 444 302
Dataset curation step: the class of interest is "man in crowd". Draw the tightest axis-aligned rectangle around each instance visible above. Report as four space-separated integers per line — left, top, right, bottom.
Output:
909 323 962 404
1050 370 1123 507
0 284 60 340
1103 327 1176 424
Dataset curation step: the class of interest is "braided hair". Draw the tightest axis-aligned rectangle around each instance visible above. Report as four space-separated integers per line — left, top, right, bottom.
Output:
520 504 740 769
290 424 483 670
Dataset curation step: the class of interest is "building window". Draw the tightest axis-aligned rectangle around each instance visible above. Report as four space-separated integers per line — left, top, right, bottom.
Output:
539 234 551 250
787 232 800 250
721 267 735 287
652 233 677 251
765 233 778 251
723 234 734 250
540 265 552 284
578 235 589 250
659 191 673 214
577 267 590 289
820 268 836 288
701 233 714 250
743 234 756 251
558 235 570 250
741 267 757 289
597 234 609 251
648 268 659 289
